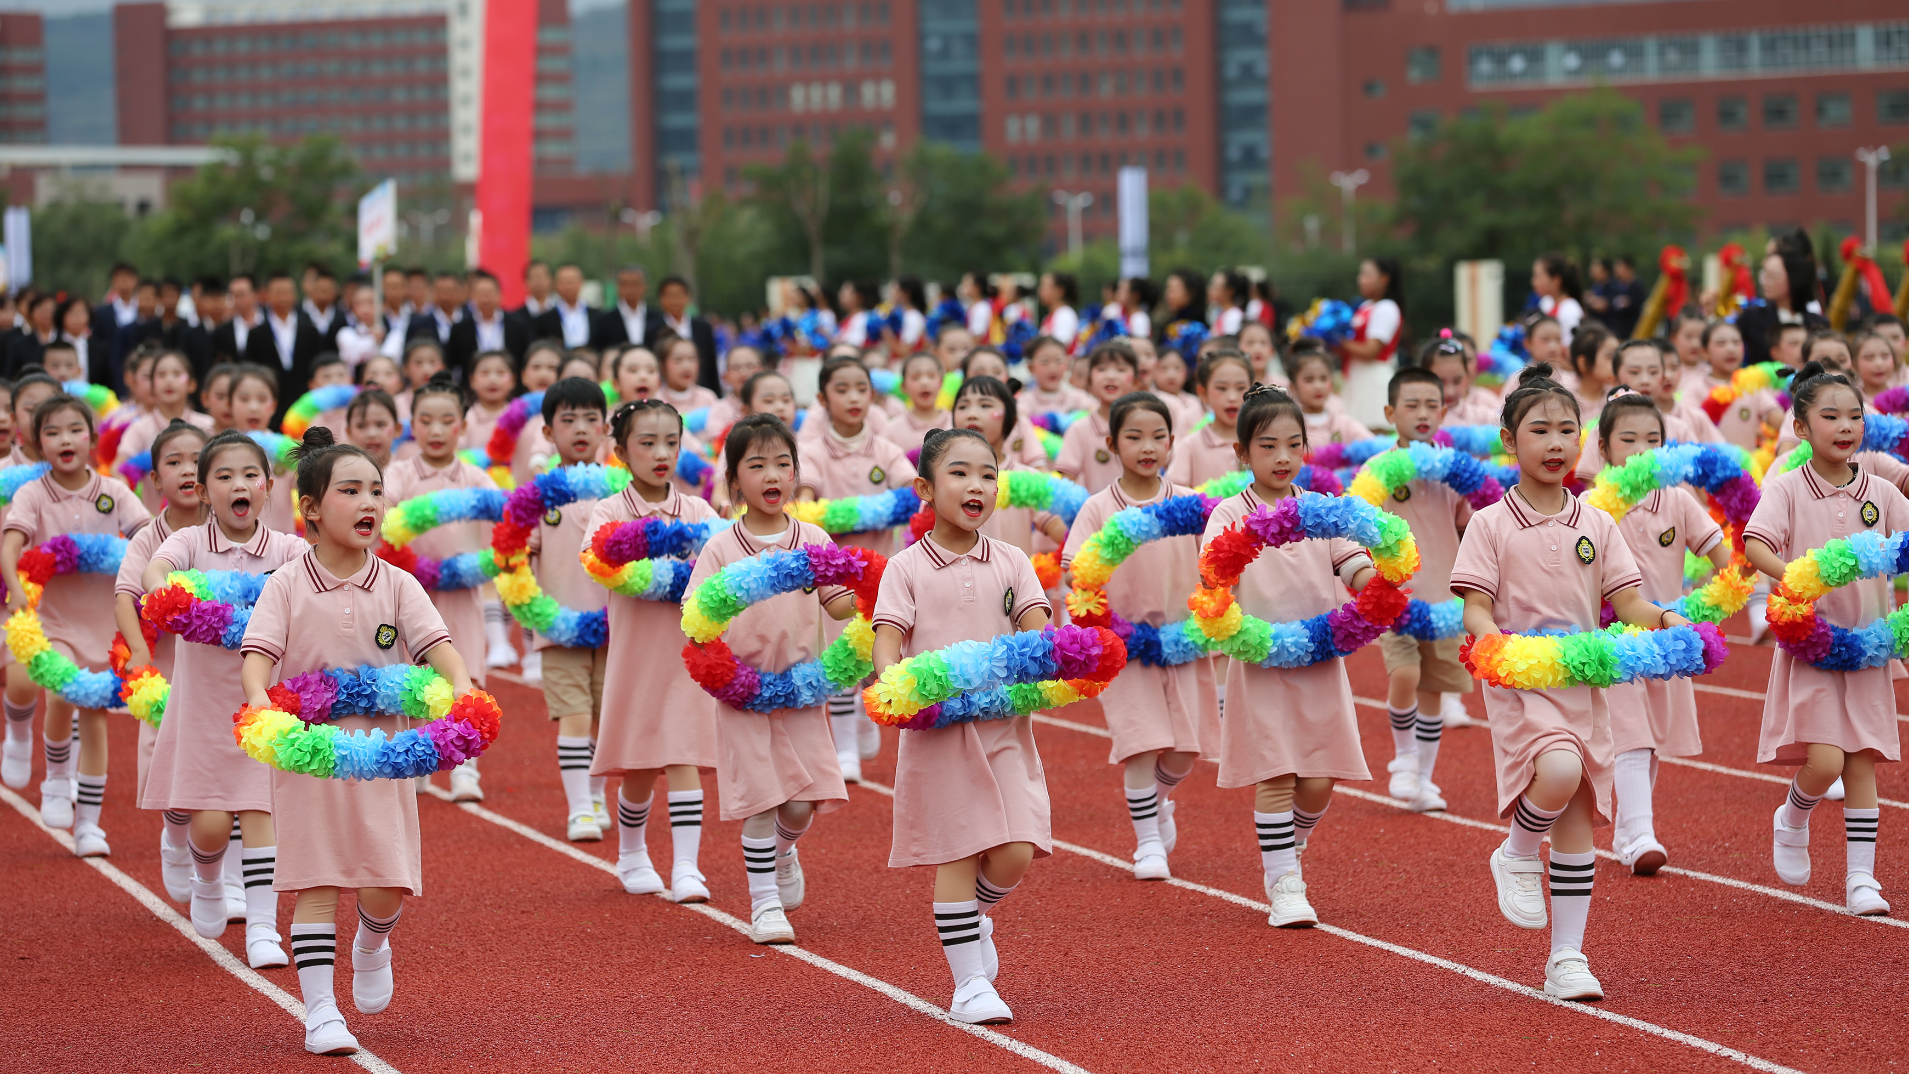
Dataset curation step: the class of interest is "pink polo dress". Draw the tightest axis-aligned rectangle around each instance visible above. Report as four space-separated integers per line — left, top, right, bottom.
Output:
1165 425 1243 490
1202 488 1373 788
115 511 185 800
384 455 499 687
795 427 916 560
4 471 150 670
1055 411 1123 493
114 410 217 515
872 534 1054 868
1450 488 1643 825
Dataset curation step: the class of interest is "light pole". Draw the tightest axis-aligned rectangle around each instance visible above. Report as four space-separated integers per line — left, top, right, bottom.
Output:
620 207 663 243
1051 189 1094 262
405 208 452 249
1327 169 1369 255
1856 147 1892 253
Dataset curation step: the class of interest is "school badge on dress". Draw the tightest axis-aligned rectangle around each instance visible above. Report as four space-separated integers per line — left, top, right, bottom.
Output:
1575 536 1596 564
1658 526 1676 547
94 493 114 514
1002 586 1015 616
1862 500 1880 527
375 624 398 650
1095 449 1110 463
1391 485 1411 503
544 507 562 526
869 466 886 485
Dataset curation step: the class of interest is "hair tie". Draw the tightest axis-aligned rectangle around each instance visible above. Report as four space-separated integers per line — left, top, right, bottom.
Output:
1606 385 1642 401
1439 328 1454 339
1244 382 1282 400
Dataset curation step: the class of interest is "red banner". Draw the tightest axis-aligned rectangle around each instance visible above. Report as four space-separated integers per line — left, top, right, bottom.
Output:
477 0 535 306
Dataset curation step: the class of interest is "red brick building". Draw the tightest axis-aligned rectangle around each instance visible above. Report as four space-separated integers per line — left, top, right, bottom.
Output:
0 14 47 145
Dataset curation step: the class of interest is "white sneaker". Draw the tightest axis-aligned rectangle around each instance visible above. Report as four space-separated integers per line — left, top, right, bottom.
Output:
1489 845 1546 929
225 878 247 923
160 836 192 902
1294 842 1307 881
1158 798 1178 855
448 765 484 802
776 847 806 911
71 821 110 858
1133 840 1170 880
1544 949 1604 1001
1747 600 1770 645
352 944 394 1014
1386 754 1418 800
669 864 710 904
37 778 73 829
949 975 1013 1024
1848 873 1891 916
246 924 288 969
837 752 863 784
1772 805 1811 886
750 903 795 944
591 795 611 829
0 738 30 789
520 650 543 685
1440 693 1484 728
1264 871 1317 928
1824 777 1846 802
979 914 998 982
303 1004 359 1056
1616 830 1668 876
857 717 880 760
567 811 603 842
1409 788 1448 813
485 640 518 669
617 853 665 895
189 876 229 939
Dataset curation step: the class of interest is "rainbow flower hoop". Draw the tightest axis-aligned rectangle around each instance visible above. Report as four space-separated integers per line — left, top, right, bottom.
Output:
789 486 923 536
1777 411 1909 474
4 534 140 713
1700 362 1790 425
247 431 299 472
233 682 502 781
679 543 885 712
109 625 168 726
1767 531 1909 671
1189 493 1419 668
281 384 358 440
861 623 1128 729
376 486 509 591
488 464 629 647
471 386 617 484
140 569 270 649
1065 494 1216 666
0 462 48 507
1432 424 1505 459
1342 442 1494 644
1306 436 1394 472
580 516 734 602
1028 410 1087 461
1583 442 1761 625
1461 622 1727 690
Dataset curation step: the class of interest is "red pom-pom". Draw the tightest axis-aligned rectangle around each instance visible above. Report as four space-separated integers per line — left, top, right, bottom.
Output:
486 423 516 464
374 541 418 574
589 522 620 565
266 682 302 716
1030 551 1062 590
1198 527 1259 588
907 504 935 544
18 547 54 586
853 549 888 615
109 632 131 675
1700 395 1727 423
1354 577 1408 627
1069 605 1112 630
491 520 532 557
1088 625 1128 681
682 640 739 692
450 689 503 744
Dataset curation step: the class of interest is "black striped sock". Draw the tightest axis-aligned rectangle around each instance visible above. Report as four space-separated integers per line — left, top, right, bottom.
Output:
190 836 225 883
162 809 191 827
1255 810 1297 879
617 796 651 833
1415 714 1443 745
42 736 71 775
74 773 105 826
1547 850 1596 955
1846 807 1880 879
1548 855 1596 897
556 739 593 770
975 873 1016 912
291 924 336 970
1152 759 1188 791
354 902 402 951
189 840 224 866
1782 779 1824 829
774 816 811 857
936 903 982 946
666 791 703 828
826 691 856 719
242 845 275 888
1126 786 1159 821
3 695 31 726
1506 795 1566 857
1388 705 1417 756
1293 803 1327 846
742 834 779 911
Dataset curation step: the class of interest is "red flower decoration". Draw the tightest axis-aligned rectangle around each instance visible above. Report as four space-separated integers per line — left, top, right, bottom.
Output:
450 689 503 744
1198 527 1259 588
266 682 303 716
682 638 740 692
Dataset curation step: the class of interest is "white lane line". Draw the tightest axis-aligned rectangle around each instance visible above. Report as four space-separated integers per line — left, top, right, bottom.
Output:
0 787 401 1074
851 777 1803 1074
1032 714 1906 927
1346 698 1909 810
418 785 1092 1074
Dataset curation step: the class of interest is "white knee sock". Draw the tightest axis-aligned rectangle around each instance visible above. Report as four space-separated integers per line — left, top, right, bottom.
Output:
775 813 812 857
73 773 105 827
827 691 858 758
1152 757 1188 807
1847 808 1880 877
666 789 704 868
41 733 72 781
975 872 1018 914
742 834 779 912
3 695 31 745
190 832 226 882
1415 711 1442 787
1293 802 1328 848
242 845 278 937
616 789 652 860
1255 810 1296 880
354 902 401 952
223 816 243 889
483 600 510 649
161 809 190 849
291 924 337 1017
1127 785 1161 848
1387 705 1417 760
555 736 594 817
1547 849 1596 954
1505 796 1566 858
588 739 606 802
935 900 985 985
1780 778 1822 830
1612 748 1655 839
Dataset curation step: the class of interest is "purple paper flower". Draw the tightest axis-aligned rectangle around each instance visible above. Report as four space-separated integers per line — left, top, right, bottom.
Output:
47 536 79 574
804 542 863 587
285 670 339 722
1467 478 1504 510
1709 474 1759 523
503 486 546 530
1049 625 1104 680
1244 499 1303 549
897 703 942 731
1694 621 1729 672
180 601 234 646
603 522 647 564
413 557 442 590
425 716 485 768
715 663 760 707
1327 605 1385 654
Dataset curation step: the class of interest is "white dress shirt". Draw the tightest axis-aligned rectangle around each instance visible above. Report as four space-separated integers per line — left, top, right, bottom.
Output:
554 299 591 347
266 310 298 370
474 309 505 353
619 301 648 345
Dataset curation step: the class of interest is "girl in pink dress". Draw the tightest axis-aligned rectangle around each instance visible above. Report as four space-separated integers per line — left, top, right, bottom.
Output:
1200 386 1376 930
0 374 59 795
142 430 308 966
113 349 216 515
1695 322 1782 452
1 393 151 856
871 427 1053 1026
384 375 499 803
1593 392 1731 876
200 364 238 433
1056 342 1139 493
239 427 472 1057
113 419 209 901
1018 335 1095 415
684 415 854 946
1423 337 1501 429
961 348 1048 469
894 350 953 451
227 366 299 536
1566 325 1618 429
345 390 402 469
1064 394 1218 881
1288 349 1371 447
461 350 517 456
953 377 1068 556
1168 350 1251 487
1742 362 1905 918
658 334 719 414
795 357 916 783
584 399 722 903
1450 364 1679 1002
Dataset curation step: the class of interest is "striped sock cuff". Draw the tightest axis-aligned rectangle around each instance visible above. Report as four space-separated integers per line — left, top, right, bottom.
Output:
241 846 276 888
1387 706 1417 733
934 902 982 946
1152 760 1188 789
555 737 594 770
774 818 811 845
42 738 71 765
483 600 507 625
1255 812 1296 852
975 875 1015 909
356 903 402 937
74 775 105 806
1846 808 1880 843
1293 804 1327 840
826 692 857 718
162 809 191 827
741 835 778 874
1787 781 1824 815
1548 851 1597 897
1415 715 1443 743
2 696 32 723
666 791 703 828
617 798 651 832
1513 796 1565 835
289 925 336 969
1126 787 1159 820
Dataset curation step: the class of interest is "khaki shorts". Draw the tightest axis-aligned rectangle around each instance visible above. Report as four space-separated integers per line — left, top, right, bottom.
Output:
541 644 607 719
1378 631 1473 695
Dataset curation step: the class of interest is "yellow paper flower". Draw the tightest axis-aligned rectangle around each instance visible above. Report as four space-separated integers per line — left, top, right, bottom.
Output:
1064 588 1107 619
493 565 541 606
5 610 50 663
417 676 455 718
680 603 724 644
1782 556 1827 600
1347 470 1387 507
1070 546 1113 589
786 501 827 525
1196 600 1244 641
843 617 875 660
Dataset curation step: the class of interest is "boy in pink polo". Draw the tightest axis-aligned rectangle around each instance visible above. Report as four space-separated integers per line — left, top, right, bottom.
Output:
1056 341 1139 493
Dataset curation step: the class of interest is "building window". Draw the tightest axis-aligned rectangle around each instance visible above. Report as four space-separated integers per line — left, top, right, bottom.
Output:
1406 46 1440 84
1362 79 1385 99
1881 90 1909 125
1657 98 1693 134
1718 160 1750 196
1717 96 1748 131
1408 109 1438 140
1816 92 1851 128
1817 157 1853 193
1762 94 1798 129
1764 158 1800 194
1881 158 1909 189
1364 141 1386 160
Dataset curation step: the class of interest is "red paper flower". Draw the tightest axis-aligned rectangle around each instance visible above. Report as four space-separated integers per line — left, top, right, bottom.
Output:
1198 527 1259 588
266 682 303 716
374 542 419 574
907 504 935 544
18 547 55 586
449 689 503 744
1354 576 1408 627
682 639 740 692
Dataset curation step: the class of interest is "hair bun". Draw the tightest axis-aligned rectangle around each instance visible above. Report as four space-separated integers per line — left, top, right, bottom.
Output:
1517 362 1557 387
301 426 337 450
427 369 457 386
165 416 193 429
1794 360 1828 383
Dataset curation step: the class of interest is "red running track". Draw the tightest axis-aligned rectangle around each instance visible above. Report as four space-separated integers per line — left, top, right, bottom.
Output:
3 613 1903 1073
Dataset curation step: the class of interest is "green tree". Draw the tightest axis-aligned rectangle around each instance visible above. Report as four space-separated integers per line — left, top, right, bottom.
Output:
900 142 1045 284
1148 184 1271 275
30 199 134 298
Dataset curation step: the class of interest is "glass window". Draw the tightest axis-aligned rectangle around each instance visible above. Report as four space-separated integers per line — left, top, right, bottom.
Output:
1762 94 1797 129
1763 158 1800 194
1657 98 1693 134
1881 90 1909 126
1816 157 1852 193
1816 92 1851 128
1717 96 1748 131
1717 160 1750 196
1363 79 1384 99
1408 109 1438 140
1406 46 1440 84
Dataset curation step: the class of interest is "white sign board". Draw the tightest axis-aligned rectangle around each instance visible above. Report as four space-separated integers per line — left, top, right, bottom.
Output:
357 179 397 269
1117 166 1148 279
1453 259 1504 344
3 206 30 291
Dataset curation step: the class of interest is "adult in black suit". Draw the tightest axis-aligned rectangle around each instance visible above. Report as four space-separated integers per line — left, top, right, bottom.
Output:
301 265 347 351
532 263 595 348
654 275 720 391
447 270 530 373
153 279 212 380
209 275 260 364
89 262 140 387
6 292 58 377
242 271 325 423
406 272 466 349
590 266 665 352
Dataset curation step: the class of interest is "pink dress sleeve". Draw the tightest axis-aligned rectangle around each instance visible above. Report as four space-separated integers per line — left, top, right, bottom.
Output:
3 481 43 540
393 570 453 663
1742 472 1793 555
111 478 153 536
239 568 294 663
1450 506 1504 601
1326 535 1374 586
1054 421 1090 480
869 549 918 637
